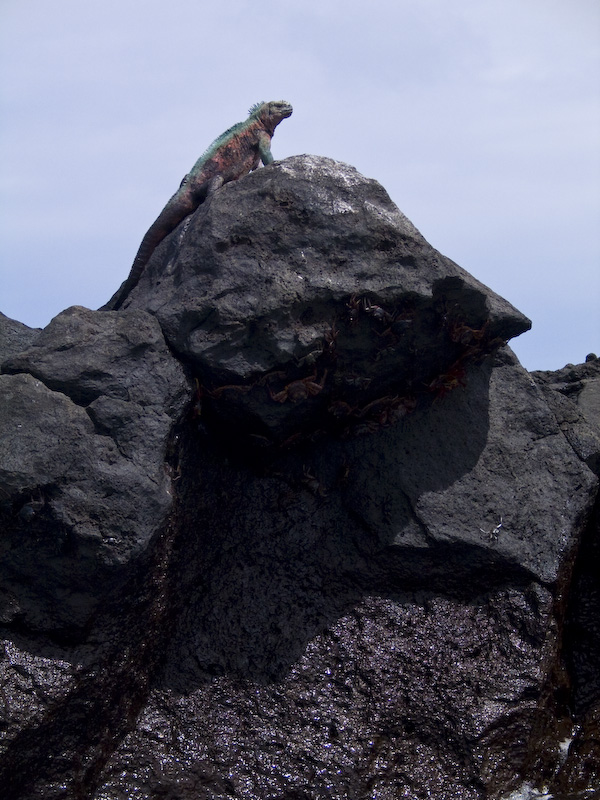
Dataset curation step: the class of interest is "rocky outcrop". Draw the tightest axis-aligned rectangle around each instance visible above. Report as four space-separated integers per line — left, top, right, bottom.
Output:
532 355 600 475
108 155 529 444
531 356 600 795
0 311 41 362
0 156 598 799
0 307 190 631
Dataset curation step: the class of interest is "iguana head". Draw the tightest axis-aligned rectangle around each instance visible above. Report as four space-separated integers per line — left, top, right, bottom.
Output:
249 101 293 127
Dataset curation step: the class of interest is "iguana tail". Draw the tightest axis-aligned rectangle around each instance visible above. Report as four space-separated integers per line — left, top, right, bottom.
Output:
109 185 202 310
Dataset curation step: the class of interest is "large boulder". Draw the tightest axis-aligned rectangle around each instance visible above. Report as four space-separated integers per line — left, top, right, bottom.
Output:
531 355 600 794
0 306 190 632
108 155 531 443
90 346 596 800
0 157 597 798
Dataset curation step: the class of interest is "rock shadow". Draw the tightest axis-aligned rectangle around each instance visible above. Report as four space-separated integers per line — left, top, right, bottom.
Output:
161 355 532 692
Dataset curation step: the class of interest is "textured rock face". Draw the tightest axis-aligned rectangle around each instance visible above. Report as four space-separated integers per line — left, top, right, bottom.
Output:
0 157 598 799
111 155 530 443
0 306 190 631
532 356 600 475
0 311 41 362
531 356 600 794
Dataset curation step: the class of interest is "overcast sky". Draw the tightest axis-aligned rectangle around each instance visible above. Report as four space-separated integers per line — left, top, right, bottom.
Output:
1 0 598 371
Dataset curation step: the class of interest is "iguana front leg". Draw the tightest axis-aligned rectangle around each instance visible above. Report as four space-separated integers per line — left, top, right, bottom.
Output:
257 131 274 166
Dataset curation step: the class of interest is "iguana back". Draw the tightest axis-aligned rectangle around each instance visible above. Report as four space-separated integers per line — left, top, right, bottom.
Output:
107 100 293 310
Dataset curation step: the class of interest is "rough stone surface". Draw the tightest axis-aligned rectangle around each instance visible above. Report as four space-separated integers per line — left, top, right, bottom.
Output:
0 157 598 799
579 379 600 433
86 346 596 800
531 355 600 795
532 356 600 474
0 306 190 632
0 311 41 362
111 155 531 443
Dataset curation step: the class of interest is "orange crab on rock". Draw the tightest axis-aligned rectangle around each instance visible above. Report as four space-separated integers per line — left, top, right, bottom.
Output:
268 370 328 404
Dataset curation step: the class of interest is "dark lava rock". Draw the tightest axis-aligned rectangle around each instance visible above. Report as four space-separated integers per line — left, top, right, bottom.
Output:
106 155 531 444
532 357 600 475
0 305 190 632
531 358 600 795
88 346 596 800
0 157 598 799
0 312 41 362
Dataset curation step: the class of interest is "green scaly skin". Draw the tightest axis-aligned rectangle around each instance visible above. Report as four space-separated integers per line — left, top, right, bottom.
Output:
107 101 293 310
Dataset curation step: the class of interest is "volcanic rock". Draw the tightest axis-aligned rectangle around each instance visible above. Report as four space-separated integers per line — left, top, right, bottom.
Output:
0 156 598 799
0 306 190 632
106 155 531 443
0 311 40 362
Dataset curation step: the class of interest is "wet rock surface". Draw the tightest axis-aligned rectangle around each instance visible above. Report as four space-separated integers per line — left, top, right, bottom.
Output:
531 356 600 796
0 157 598 798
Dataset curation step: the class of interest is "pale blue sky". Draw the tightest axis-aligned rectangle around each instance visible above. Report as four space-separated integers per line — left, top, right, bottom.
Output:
1 0 599 370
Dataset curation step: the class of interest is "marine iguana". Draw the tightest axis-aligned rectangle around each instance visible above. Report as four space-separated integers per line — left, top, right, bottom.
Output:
107 100 293 310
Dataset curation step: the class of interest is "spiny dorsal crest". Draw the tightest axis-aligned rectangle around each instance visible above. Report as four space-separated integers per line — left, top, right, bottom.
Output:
248 101 266 117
